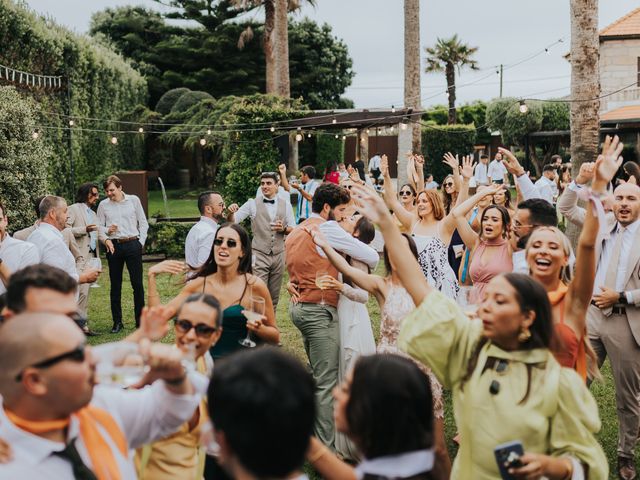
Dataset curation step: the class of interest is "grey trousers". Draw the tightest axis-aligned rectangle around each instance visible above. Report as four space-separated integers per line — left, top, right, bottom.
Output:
587 305 640 459
290 302 339 448
253 250 285 311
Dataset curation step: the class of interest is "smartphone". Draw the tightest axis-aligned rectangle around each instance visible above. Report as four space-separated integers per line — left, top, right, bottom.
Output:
494 440 524 480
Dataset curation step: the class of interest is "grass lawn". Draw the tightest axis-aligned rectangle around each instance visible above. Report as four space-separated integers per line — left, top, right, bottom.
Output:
148 189 200 219
87 257 637 478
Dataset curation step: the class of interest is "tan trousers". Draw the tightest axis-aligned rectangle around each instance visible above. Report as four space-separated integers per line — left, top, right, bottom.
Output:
587 304 640 459
253 250 285 311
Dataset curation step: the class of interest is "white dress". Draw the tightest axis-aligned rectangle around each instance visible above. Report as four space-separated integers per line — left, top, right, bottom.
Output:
411 229 459 300
335 259 376 460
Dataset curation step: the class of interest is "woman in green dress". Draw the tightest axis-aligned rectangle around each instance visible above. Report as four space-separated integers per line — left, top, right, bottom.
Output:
350 184 607 480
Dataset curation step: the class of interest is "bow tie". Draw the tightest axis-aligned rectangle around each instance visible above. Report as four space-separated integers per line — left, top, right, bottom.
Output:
263 198 275 204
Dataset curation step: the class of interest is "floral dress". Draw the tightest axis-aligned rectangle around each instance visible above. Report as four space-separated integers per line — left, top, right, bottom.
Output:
411 230 460 300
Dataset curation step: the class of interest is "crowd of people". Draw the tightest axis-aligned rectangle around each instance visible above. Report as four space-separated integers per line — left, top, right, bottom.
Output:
0 134 639 479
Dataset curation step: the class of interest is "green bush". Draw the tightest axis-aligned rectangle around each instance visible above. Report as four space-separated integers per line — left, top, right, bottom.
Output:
316 134 344 178
155 87 190 115
421 125 477 182
0 1 147 197
145 221 194 258
170 90 214 114
0 87 50 231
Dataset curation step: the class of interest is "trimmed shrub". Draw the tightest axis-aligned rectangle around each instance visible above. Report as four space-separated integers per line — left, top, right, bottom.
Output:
315 134 344 178
145 221 194 258
170 90 214 114
421 125 477 182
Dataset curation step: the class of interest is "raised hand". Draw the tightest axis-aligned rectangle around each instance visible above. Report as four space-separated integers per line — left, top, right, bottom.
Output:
460 155 475 179
310 227 330 249
227 203 239 213
381 154 389 177
278 164 287 175
483 183 504 197
351 184 393 225
443 152 460 172
498 147 525 177
138 305 172 341
575 162 596 185
414 154 425 167
594 135 623 188
149 260 187 276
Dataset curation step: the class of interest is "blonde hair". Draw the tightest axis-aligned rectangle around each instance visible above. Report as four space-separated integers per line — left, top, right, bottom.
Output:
417 189 445 221
525 226 573 284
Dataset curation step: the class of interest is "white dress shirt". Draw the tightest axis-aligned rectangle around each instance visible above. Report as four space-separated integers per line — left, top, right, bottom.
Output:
0 373 207 479
255 186 291 204
234 197 296 227
512 249 528 274
26 223 78 282
368 155 381 172
355 449 435 480
184 216 218 268
311 214 379 270
0 235 40 294
534 176 556 204
487 160 507 182
97 193 149 246
473 162 489 185
594 219 640 299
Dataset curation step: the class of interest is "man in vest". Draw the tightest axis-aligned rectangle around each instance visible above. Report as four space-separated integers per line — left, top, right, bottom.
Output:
228 172 295 311
285 183 378 448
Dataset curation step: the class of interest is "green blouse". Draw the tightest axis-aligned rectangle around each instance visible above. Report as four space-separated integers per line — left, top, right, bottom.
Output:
398 291 607 479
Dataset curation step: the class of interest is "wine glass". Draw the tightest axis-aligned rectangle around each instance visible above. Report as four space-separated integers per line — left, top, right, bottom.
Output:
316 271 329 305
92 341 149 387
239 296 265 348
88 257 102 288
457 286 478 318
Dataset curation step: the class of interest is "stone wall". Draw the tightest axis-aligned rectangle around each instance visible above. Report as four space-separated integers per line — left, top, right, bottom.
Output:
600 38 640 112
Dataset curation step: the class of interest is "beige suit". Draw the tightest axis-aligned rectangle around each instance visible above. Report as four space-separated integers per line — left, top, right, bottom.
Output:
67 203 99 316
559 184 640 460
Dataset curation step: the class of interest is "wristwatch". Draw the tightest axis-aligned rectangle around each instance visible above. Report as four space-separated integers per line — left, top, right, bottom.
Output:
619 292 629 305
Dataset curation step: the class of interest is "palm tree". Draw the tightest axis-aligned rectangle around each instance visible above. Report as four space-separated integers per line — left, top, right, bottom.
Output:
425 35 479 124
404 0 421 152
274 0 290 97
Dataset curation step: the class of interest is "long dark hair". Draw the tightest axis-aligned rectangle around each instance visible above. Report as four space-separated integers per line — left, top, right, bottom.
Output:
479 204 511 240
194 223 252 278
354 217 375 245
623 161 640 185
383 233 418 275
346 354 434 459
460 273 556 403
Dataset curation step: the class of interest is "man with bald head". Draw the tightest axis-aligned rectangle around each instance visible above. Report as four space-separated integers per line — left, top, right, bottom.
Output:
0 313 207 479
559 156 640 479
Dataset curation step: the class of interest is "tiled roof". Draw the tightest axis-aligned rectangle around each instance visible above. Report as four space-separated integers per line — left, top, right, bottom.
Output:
601 105 640 122
600 8 640 37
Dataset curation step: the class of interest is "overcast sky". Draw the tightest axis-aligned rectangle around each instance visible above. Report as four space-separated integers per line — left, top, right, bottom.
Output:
24 0 639 109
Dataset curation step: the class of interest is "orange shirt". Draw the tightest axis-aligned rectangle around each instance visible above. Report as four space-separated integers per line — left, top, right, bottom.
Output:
549 283 587 382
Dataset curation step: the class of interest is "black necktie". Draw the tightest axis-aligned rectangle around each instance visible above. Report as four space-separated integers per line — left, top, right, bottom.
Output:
263 199 275 204
52 438 98 480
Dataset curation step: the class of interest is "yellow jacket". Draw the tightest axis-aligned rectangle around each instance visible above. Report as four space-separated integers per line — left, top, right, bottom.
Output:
398 291 608 479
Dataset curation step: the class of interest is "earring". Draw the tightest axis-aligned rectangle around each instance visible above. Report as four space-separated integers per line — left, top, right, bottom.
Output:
518 326 531 343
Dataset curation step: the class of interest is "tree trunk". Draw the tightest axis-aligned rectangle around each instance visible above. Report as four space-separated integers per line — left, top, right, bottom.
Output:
274 0 290 98
404 0 421 153
446 63 456 124
263 0 277 94
568 0 600 243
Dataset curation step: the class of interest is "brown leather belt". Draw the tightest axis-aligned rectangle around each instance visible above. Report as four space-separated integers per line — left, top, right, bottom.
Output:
112 236 138 244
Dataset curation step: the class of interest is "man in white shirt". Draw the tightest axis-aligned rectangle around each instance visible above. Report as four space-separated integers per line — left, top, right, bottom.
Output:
533 165 558 204
368 153 382 181
473 154 490 186
26 196 99 287
0 312 206 480
424 173 439 190
184 191 224 268
97 175 149 333
0 200 39 296
487 152 508 184
229 172 296 310
280 165 318 224
207 348 314 480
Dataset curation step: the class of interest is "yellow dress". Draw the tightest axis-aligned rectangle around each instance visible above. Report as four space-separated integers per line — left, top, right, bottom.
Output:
398 291 608 480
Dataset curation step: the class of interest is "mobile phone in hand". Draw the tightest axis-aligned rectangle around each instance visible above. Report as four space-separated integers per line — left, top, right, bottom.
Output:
494 440 524 480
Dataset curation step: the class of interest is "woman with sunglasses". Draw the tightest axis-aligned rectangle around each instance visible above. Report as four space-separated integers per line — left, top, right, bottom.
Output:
350 184 607 479
135 293 222 480
382 153 473 299
147 223 280 358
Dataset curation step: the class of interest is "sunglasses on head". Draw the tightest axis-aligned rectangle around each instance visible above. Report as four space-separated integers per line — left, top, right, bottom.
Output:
213 238 238 248
174 319 218 338
15 343 86 381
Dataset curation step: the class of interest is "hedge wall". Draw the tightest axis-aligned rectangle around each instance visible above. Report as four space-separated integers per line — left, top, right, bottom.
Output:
421 125 477 182
316 134 344 178
0 0 147 198
145 221 194 258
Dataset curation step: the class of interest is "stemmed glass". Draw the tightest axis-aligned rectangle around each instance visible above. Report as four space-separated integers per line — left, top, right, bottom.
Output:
92 341 148 387
239 296 265 348
88 256 102 288
316 271 329 305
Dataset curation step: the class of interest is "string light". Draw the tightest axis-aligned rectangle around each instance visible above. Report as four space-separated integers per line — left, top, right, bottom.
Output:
32 130 39 140
199 137 207 146
519 100 528 114
391 105 396 113
307 133 311 138
207 128 212 135
342 135 346 140
400 122 408 130
332 118 337 124
68 120 74 127
270 126 275 132
544 48 550 55
110 135 118 145
335 134 339 138
138 127 144 133
295 133 303 142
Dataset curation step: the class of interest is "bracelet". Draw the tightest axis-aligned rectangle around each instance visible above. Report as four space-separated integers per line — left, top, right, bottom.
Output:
308 445 328 463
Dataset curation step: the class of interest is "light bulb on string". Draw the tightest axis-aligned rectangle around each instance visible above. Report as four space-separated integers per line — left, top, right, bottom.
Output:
138 127 144 133
400 122 408 130
32 130 40 140
335 134 339 139
68 120 74 127
295 133 303 142
207 128 212 135
200 137 207 146
342 135 346 140
391 105 396 113
544 48 550 55
332 118 337 124
519 100 528 114
270 126 275 132
307 133 312 138
110 135 118 145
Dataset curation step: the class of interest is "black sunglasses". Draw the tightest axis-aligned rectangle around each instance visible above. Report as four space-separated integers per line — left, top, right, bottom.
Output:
444 182 454 187
174 319 218 338
15 344 86 381
213 238 238 248
399 190 413 196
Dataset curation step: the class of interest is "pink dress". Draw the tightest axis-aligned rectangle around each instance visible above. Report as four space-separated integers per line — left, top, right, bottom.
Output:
468 238 513 304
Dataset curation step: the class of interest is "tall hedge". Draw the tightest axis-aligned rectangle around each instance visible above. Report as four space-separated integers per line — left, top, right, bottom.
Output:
0 87 50 231
421 125 477 182
316 135 344 178
0 0 147 198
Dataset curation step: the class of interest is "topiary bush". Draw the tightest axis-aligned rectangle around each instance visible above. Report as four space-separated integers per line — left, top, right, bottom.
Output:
0 87 50 231
170 90 214 114
421 124 477 182
155 87 190 115
316 134 344 177
145 221 194 258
